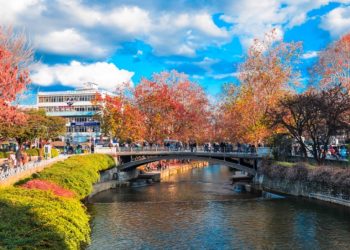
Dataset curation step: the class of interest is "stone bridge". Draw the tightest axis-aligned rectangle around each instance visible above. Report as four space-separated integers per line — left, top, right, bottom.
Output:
109 150 270 176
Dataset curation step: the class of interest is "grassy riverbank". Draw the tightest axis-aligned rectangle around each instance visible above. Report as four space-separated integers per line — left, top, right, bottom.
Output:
0 154 115 249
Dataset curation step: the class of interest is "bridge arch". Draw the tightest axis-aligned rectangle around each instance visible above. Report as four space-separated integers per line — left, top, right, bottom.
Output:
118 155 257 175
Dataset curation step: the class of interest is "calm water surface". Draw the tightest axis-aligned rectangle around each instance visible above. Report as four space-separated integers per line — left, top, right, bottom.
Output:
88 165 350 250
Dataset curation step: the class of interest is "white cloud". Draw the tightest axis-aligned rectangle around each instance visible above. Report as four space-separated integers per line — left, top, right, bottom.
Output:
0 0 230 57
210 72 239 80
105 6 151 34
36 28 107 57
0 0 44 24
221 0 338 48
31 61 134 91
0 0 348 58
320 6 350 38
302 51 318 59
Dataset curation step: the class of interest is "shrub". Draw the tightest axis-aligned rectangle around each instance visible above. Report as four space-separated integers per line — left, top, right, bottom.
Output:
308 167 333 185
34 154 115 199
0 151 9 159
0 188 90 250
261 162 288 179
25 148 40 156
287 163 309 181
22 179 75 198
51 148 60 158
0 154 115 249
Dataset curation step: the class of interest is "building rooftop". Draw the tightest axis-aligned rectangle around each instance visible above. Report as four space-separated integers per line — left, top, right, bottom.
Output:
37 82 114 96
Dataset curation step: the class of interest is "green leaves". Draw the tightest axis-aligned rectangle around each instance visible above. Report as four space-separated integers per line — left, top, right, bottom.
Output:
0 154 115 249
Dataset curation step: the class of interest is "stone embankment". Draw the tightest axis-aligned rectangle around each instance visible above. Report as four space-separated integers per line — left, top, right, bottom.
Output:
254 161 350 207
158 161 208 179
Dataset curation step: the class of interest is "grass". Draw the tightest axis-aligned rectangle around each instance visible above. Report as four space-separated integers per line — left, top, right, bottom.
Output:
275 161 316 169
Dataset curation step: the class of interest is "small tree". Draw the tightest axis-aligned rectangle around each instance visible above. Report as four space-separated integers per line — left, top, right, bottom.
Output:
0 109 66 148
268 86 350 164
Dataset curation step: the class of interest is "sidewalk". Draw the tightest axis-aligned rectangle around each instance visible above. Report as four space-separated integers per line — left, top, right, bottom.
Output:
0 154 69 187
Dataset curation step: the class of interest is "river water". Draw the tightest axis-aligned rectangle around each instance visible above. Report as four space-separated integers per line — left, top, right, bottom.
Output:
88 165 350 250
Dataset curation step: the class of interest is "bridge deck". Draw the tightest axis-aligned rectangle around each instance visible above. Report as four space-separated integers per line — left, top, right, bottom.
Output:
113 151 263 159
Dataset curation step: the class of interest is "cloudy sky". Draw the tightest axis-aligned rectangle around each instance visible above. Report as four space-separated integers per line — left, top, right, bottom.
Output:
1 0 350 103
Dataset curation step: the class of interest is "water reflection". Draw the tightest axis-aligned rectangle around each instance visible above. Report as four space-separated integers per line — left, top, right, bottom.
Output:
88 165 350 250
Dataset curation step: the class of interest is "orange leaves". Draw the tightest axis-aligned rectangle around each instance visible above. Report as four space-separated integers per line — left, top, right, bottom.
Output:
97 94 146 142
134 70 210 143
217 30 302 144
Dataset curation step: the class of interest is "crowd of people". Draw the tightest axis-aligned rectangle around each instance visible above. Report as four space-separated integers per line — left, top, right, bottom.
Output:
111 139 263 154
292 144 349 160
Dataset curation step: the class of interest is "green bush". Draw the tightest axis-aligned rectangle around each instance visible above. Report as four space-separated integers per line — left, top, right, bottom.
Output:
0 188 90 250
0 154 116 249
35 154 115 199
25 148 40 156
51 148 60 158
0 151 9 159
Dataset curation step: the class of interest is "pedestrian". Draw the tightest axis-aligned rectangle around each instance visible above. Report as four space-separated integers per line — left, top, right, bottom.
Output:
15 148 22 167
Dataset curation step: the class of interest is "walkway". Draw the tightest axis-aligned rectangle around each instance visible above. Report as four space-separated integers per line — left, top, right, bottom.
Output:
0 154 69 186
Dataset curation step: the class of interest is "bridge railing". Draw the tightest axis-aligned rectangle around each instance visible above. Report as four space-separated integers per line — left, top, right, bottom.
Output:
0 154 69 182
95 146 272 157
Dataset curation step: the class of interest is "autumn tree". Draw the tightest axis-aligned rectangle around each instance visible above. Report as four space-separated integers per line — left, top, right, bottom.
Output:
134 70 210 144
0 109 66 147
0 26 33 126
268 86 350 164
313 33 350 92
96 92 145 143
219 29 302 144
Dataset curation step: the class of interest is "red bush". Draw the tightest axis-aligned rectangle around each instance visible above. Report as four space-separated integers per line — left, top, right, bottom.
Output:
21 179 75 198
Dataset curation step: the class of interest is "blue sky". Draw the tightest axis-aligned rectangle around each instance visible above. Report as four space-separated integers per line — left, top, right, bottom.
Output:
1 0 350 104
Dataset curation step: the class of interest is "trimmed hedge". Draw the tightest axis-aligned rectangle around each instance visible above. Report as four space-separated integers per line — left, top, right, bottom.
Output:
35 154 115 199
51 148 60 158
1 148 60 159
0 151 9 159
0 154 115 249
0 188 89 250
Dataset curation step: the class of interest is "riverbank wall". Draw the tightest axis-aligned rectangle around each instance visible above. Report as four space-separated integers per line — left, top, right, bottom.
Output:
255 161 350 207
159 161 209 179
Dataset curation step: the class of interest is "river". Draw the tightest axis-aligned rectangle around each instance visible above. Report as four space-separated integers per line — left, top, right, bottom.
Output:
88 164 350 249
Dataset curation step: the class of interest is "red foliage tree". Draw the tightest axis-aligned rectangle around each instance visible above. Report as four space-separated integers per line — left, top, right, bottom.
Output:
96 89 146 143
0 27 33 127
134 70 210 144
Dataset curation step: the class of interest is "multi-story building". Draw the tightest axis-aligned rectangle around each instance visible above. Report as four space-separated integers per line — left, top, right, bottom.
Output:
37 82 110 144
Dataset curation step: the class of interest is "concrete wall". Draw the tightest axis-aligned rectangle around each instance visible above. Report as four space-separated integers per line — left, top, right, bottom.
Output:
255 174 350 207
159 161 208 179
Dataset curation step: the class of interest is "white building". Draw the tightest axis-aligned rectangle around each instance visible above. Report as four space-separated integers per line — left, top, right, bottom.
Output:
37 82 110 144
